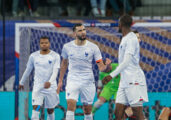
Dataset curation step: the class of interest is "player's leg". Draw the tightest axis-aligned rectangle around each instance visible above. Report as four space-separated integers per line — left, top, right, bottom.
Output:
114 103 127 120
126 85 148 120
92 87 112 114
81 82 96 120
44 91 60 120
83 104 93 120
47 108 55 120
32 105 41 120
92 96 106 114
31 91 44 120
131 106 145 120
114 87 128 120
158 107 171 120
65 82 80 120
66 99 77 120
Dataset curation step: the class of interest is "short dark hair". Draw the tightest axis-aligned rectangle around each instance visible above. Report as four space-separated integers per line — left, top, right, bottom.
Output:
133 30 139 34
119 14 133 28
40 36 50 42
73 23 83 32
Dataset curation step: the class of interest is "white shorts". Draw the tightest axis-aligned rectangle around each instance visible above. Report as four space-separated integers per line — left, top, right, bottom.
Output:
66 81 96 105
32 90 59 108
116 85 148 106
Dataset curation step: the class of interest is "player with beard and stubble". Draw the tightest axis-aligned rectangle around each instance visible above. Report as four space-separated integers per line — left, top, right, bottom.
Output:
102 14 148 120
57 23 111 120
19 37 60 120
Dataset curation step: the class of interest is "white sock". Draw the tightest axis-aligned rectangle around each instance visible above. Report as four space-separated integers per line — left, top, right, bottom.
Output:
84 113 93 120
47 112 55 120
31 110 40 120
66 111 74 120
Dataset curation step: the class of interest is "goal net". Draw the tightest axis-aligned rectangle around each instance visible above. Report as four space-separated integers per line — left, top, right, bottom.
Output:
15 22 171 120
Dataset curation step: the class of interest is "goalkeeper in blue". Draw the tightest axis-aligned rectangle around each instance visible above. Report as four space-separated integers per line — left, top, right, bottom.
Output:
19 37 60 120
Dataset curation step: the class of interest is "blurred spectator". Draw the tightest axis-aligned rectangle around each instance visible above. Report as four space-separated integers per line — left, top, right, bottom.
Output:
90 0 107 17
58 0 68 16
30 0 40 17
76 0 91 16
58 0 91 17
12 0 18 16
108 0 138 16
12 0 40 17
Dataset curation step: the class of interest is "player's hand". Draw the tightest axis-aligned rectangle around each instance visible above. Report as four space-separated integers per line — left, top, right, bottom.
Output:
125 107 133 117
19 84 24 90
102 75 112 85
57 81 63 94
44 82 51 89
105 58 111 65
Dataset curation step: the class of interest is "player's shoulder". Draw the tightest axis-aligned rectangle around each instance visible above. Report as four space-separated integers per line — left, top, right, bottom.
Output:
87 40 99 48
50 50 60 58
125 32 138 43
128 32 137 39
30 51 40 57
63 40 74 47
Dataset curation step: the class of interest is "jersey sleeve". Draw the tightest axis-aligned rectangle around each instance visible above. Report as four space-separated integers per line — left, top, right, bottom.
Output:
20 55 34 85
49 54 60 83
125 36 138 55
94 45 102 63
54 54 61 69
61 45 68 59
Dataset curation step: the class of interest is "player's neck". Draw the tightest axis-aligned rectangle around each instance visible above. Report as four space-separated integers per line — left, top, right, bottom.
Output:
122 28 131 37
40 49 50 55
75 39 86 46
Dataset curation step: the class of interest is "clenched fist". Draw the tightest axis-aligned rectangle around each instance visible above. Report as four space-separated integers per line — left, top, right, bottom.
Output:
44 82 51 89
102 75 112 85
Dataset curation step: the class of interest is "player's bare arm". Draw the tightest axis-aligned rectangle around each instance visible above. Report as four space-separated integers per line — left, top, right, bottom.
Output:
97 58 112 72
57 58 68 94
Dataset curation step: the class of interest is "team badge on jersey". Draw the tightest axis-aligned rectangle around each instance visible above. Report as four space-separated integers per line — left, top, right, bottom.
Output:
67 93 70 96
48 60 52 64
85 52 88 57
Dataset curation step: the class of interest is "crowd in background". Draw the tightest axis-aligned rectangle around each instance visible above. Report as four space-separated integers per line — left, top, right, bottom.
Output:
0 0 142 17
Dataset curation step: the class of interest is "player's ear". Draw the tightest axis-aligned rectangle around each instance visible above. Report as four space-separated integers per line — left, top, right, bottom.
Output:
73 32 76 38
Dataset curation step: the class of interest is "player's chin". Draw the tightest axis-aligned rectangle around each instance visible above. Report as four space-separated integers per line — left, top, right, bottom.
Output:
42 48 48 51
81 37 86 41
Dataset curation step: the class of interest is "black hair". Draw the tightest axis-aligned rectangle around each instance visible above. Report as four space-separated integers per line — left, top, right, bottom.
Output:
40 36 50 42
119 14 133 28
133 30 139 34
73 23 83 32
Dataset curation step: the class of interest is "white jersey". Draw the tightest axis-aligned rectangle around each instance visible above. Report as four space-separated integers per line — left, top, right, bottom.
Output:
61 40 102 83
20 50 60 92
119 32 146 88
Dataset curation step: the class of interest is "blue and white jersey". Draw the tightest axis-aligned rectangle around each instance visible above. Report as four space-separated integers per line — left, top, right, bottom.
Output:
20 50 60 92
62 40 102 83
119 32 146 88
